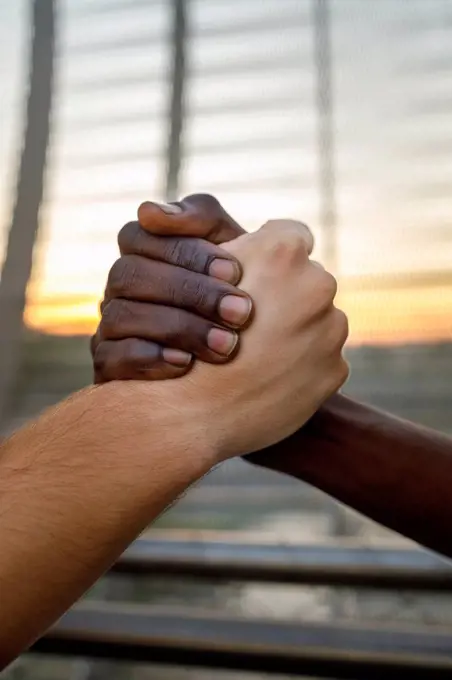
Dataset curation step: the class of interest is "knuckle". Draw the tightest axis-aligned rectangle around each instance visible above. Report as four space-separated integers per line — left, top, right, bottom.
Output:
185 278 210 310
163 238 208 272
263 220 312 258
118 221 141 254
107 258 127 297
185 193 222 213
99 299 128 338
326 308 349 352
162 238 184 267
328 307 349 355
183 239 211 273
89 333 98 358
92 342 108 377
334 308 349 347
264 224 311 266
172 308 196 341
162 266 223 316
180 276 222 316
335 357 350 385
94 339 162 382
107 255 137 297
165 309 205 351
315 269 338 302
323 354 349 394
267 233 308 265
120 338 159 370
301 268 337 316
111 338 135 370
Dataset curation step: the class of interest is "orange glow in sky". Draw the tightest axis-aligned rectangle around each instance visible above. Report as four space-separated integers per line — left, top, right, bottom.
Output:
2 1 452 346
24 272 452 345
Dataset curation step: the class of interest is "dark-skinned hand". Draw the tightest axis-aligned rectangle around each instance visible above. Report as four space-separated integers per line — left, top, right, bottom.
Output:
91 194 250 383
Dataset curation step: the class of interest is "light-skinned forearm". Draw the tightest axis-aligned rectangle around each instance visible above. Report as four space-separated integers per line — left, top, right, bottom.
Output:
0 381 216 667
248 394 452 558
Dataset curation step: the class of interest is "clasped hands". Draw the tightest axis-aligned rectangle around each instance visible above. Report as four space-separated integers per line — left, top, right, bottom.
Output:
91 194 349 460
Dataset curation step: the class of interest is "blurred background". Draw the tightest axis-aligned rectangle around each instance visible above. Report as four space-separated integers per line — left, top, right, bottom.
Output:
0 0 451 678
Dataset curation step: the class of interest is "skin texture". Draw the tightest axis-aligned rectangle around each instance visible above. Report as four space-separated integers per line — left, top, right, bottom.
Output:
93 193 452 558
181 220 348 457
250 393 452 559
0 217 348 668
0 381 216 667
91 195 250 382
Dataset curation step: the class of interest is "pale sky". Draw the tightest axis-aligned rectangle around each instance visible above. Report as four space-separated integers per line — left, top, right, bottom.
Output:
0 0 451 343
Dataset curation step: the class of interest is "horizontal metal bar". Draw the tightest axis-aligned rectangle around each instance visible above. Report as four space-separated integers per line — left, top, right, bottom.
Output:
401 181 452 200
185 134 303 157
110 537 452 591
65 71 165 94
191 92 305 116
193 14 309 39
395 140 452 158
60 94 303 131
65 33 167 55
67 14 308 54
61 113 156 132
396 52 452 77
180 173 310 193
405 96 452 116
66 58 305 95
57 173 309 204
57 149 161 169
193 56 307 79
59 135 305 168
33 602 452 678
68 0 166 16
49 188 161 205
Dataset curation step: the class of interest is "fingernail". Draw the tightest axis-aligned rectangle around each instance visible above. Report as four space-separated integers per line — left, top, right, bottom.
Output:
208 258 240 283
218 295 252 326
207 328 238 357
154 201 183 215
162 348 192 366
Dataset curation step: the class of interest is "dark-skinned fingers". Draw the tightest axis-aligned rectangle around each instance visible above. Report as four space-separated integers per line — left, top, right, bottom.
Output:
104 255 252 329
99 299 239 363
118 222 242 284
93 339 192 383
90 332 99 359
137 193 246 244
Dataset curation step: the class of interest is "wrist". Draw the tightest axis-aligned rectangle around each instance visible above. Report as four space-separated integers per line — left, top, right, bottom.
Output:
299 393 358 456
245 393 358 477
303 393 352 439
126 380 224 470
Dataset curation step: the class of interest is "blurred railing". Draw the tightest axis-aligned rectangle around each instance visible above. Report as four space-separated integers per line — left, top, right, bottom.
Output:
31 535 452 678
1 1 452 678
107 536 452 591
4 0 451 338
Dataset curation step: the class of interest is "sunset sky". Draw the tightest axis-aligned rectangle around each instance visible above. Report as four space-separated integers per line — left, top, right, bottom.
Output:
0 0 451 345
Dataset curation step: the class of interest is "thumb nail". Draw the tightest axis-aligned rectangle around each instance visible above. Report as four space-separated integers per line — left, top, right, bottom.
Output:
153 202 183 215
138 201 183 224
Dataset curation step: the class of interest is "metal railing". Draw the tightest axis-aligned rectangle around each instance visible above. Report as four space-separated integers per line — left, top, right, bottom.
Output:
111 536 452 591
29 535 452 678
34 602 452 679
2 1 452 677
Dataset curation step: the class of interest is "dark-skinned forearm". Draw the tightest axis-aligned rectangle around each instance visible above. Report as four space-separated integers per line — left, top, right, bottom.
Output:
247 394 452 557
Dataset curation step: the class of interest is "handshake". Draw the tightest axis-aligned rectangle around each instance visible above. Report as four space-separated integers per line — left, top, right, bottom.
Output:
0 194 350 666
91 194 349 459
3 195 452 666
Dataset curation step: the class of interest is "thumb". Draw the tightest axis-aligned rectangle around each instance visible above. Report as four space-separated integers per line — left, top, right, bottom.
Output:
138 193 246 245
